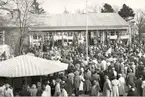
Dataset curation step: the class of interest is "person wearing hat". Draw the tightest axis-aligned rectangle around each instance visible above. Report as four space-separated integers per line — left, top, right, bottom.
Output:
3 84 13 97
112 67 117 78
19 85 30 96
36 82 43 96
54 79 61 96
60 81 68 97
74 70 81 96
126 69 136 87
103 75 112 97
42 81 51 97
90 80 100 96
30 84 37 96
135 75 143 96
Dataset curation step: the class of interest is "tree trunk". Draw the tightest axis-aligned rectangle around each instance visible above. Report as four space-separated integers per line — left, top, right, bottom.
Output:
15 36 24 56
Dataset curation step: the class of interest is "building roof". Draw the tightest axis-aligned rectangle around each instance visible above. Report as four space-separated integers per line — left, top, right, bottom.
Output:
30 13 129 31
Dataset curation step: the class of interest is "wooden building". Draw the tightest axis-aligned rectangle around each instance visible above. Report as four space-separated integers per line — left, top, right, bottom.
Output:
29 13 131 47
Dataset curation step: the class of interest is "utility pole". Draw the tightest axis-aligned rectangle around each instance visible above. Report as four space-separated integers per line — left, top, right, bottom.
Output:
85 0 89 63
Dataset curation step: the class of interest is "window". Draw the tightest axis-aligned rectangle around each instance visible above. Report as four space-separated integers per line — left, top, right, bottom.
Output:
38 35 42 39
111 31 116 36
68 40 72 42
0 32 2 39
68 32 73 36
121 31 127 36
49 32 52 37
44 35 48 40
57 32 62 36
64 32 67 36
33 34 37 39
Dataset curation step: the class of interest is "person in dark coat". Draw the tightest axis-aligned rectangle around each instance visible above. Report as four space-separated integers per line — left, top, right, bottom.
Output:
74 71 81 96
127 69 136 86
98 69 105 92
90 80 100 96
65 76 73 96
19 85 31 96
92 70 100 82
135 75 143 96
50 80 56 96
36 82 43 96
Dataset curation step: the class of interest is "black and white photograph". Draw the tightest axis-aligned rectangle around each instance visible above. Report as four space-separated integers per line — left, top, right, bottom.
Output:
0 0 145 96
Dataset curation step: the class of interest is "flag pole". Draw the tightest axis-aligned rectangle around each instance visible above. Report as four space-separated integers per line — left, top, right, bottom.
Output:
85 0 88 63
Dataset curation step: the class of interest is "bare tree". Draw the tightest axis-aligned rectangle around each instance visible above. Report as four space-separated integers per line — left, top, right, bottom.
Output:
0 0 34 55
136 11 145 40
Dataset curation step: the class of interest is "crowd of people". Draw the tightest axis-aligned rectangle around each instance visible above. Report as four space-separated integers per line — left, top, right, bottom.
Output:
1 38 145 97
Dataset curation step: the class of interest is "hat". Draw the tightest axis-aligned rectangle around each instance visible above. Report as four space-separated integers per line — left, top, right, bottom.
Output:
118 73 122 77
5 84 10 88
104 75 109 79
56 79 61 83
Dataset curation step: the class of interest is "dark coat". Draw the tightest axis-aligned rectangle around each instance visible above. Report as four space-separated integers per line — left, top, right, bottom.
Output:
127 89 138 96
74 75 81 89
66 78 73 96
36 88 43 96
92 73 100 81
127 73 136 85
84 79 92 92
135 79 143 96
90 84 100 96
19 90 31 96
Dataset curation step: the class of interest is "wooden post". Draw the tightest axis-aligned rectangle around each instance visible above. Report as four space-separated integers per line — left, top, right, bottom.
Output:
85 0 88 63
40 76 42 84
24 77 27 85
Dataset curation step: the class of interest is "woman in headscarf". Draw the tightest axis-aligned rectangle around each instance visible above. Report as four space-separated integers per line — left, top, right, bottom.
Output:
30 84 37 96
90 80 100 96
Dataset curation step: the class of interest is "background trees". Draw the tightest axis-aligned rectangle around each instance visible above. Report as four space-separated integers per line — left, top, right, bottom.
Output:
0 0 45 55
136 12 145 40
118 4 135 21
30 0 45 14
101 3 114 13
63 8 69 14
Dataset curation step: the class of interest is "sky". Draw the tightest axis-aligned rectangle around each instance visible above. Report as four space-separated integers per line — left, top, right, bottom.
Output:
40 0 145 14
